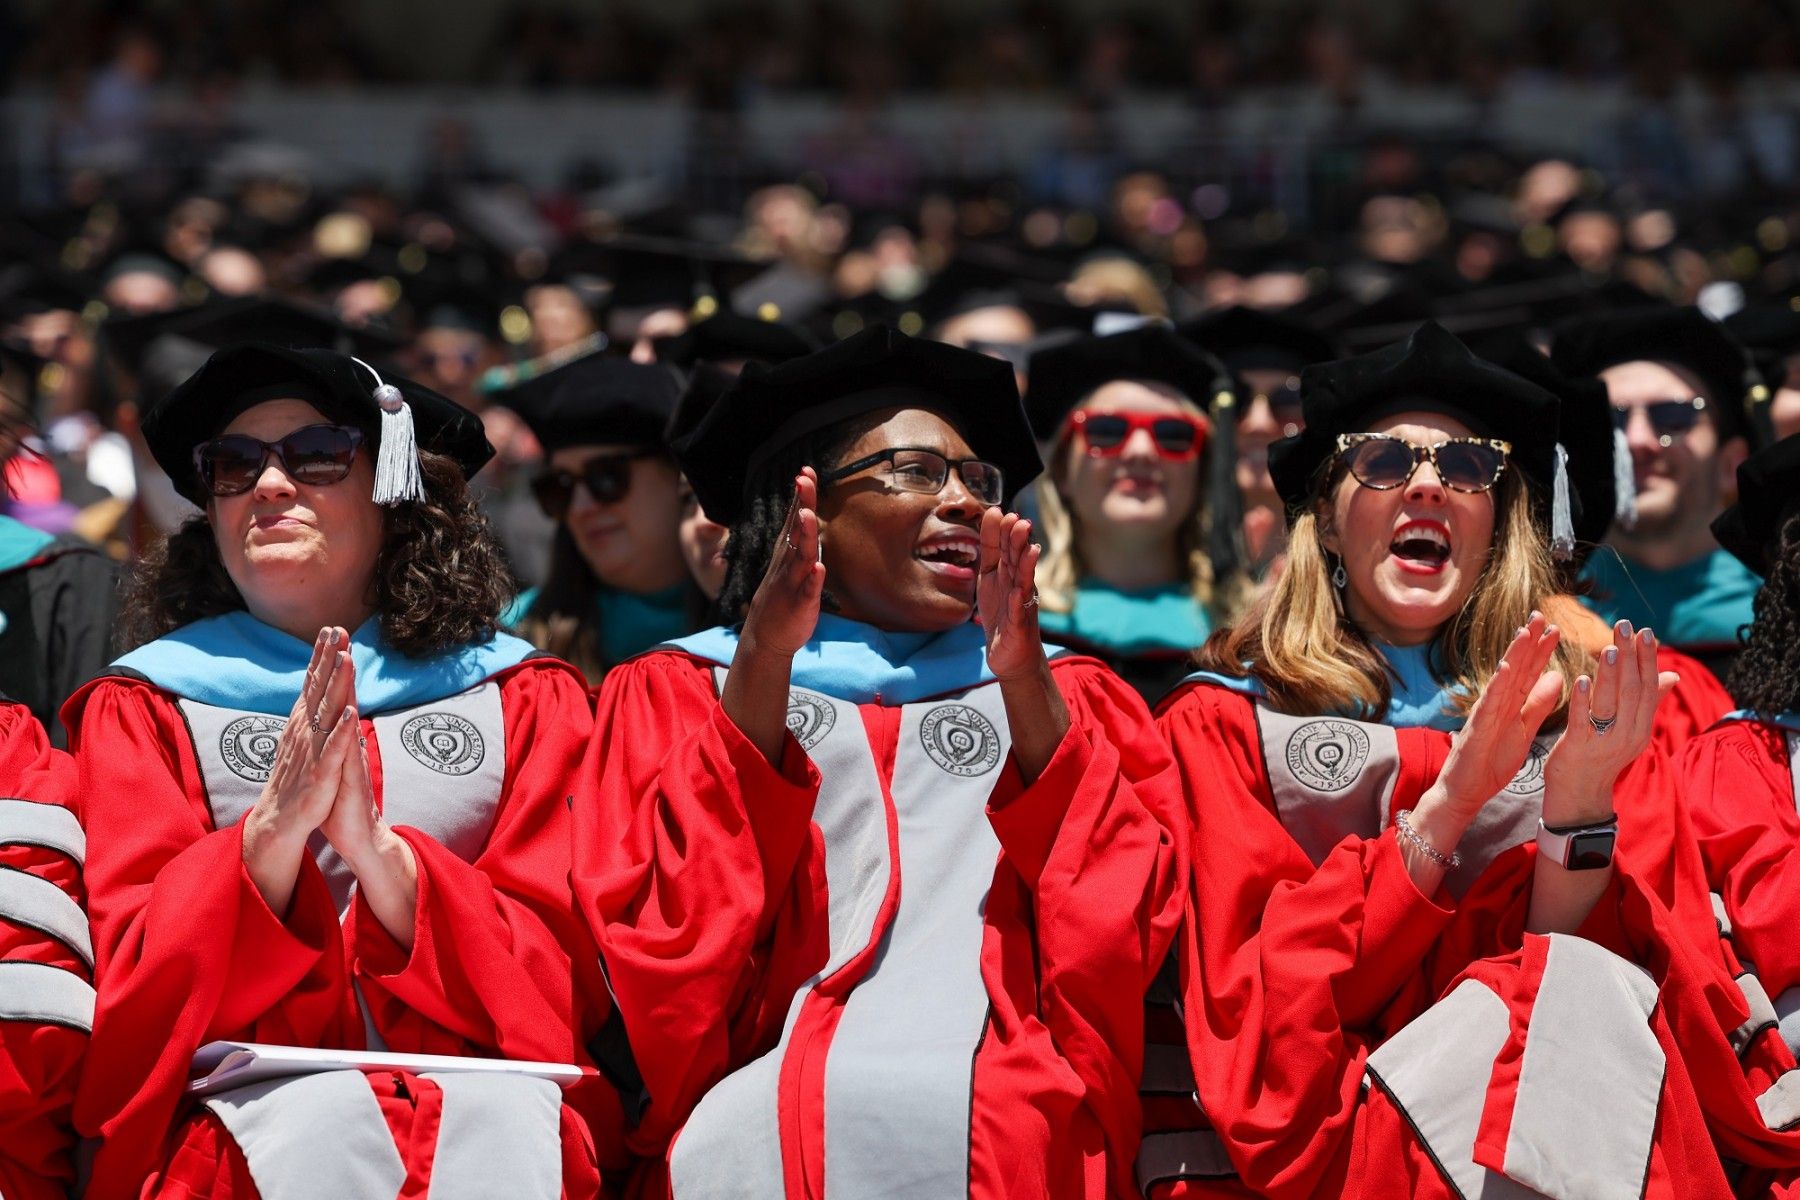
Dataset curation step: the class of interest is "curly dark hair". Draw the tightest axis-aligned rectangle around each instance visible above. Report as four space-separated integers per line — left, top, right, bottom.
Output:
120 449 516 657
1728 513 1800 713
715 413 884 622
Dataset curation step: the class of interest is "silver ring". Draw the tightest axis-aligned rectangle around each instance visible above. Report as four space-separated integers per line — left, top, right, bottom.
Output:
308 715 328 735
1022 590 1039 609
1588 713 1617 736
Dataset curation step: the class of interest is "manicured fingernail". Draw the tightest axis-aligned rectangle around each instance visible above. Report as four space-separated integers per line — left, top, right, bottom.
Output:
1605 647 1618 664
1577 675 1591 693
1638 630 1653 645
343 705 355 720
1529 610 1541 622
1515 626 1526 637
1545 624 1558 637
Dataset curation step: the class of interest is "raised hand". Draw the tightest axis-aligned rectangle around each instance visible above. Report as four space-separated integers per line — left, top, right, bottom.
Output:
976 507 1047 683
1435 613 1564 818
241 626 360 913
317 655 379 861
739 469 826 659
1543 619 1678 823
316 671 420 949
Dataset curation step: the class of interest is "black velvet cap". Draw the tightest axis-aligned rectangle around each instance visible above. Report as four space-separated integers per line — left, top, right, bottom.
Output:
1713 433 1800 576
1179 305 1341 378
1024 326 1235 439
1270 320 1563 513
657 312 817 369
1474 331 1618 561
143 343 492 505
489 351 681 453
674 324 1039 526
1551 307 1756 443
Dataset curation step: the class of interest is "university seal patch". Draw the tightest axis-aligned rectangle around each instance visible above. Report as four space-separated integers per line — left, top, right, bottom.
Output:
219 715 286 782
1285 719 1371 793
785 691 836 751
1504 740 1550 795
399 712 485 776
919 704 1002 777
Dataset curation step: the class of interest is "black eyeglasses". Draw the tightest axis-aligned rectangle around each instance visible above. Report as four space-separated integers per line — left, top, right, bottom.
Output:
530 449 662 520
1611 397 1706 447
820 446 1005 507
1335 432 1512 494
193 424 365 497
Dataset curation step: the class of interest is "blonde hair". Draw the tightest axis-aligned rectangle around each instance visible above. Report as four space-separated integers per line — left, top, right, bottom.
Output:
1195 462 1591 724
1036 390 1251 626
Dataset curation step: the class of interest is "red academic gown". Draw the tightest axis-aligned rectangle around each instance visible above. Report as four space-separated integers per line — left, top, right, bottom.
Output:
0 701 89 1200
575 648 1185 1200
65 658 620 1200
1683 718 1800 1046
1148 680 1800 1200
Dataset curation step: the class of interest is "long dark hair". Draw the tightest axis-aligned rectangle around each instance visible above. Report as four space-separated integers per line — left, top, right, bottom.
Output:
1729 514 1800 713
716 413 884 622
120 450 516 657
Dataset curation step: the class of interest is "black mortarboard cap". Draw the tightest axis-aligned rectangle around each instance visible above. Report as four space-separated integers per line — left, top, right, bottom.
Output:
1713 433 1800 576
489 351 681 453
657 312 817 369
1024 326 1235 439
143 343 491 505
675 325 1040 526
1179 305 1341 377
1551 307 1756 443
1272 321 1571 548
0 263 94 320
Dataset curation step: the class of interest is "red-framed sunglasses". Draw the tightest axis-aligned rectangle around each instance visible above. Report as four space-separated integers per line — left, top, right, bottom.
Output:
1066 410 1208 460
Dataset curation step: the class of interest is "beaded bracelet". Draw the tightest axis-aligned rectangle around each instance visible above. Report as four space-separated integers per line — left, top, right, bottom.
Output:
1393 808 1461 870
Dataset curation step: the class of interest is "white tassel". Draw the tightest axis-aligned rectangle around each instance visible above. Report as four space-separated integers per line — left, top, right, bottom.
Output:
1611 425 1637 530
353 357 424 506
1551 442 1575 562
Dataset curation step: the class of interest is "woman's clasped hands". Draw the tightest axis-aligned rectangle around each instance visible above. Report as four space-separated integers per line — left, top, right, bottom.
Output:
241 626 418 943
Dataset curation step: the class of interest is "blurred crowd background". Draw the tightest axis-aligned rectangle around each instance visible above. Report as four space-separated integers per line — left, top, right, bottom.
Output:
3 0 1800 588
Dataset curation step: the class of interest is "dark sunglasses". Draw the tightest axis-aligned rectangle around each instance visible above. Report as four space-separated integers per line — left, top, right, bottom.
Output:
193 424 365 497
530 449 661 520
1611 397 1705 446
1068 410 1208 460
1253 380 1305 436
1335 432 1512 494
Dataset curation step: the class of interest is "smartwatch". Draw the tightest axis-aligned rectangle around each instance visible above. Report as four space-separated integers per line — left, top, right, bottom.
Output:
1535 817 1618 870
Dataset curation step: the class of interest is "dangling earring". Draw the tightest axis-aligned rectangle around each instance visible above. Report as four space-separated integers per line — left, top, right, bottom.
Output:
1331 562 1347 589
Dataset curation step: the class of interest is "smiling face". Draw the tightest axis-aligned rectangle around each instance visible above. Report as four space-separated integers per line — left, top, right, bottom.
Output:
209 398 385 630
1601 360 1731 537
1318 410 1497 646
552 444 689 595
1059 380 1203 547
816 407 989 633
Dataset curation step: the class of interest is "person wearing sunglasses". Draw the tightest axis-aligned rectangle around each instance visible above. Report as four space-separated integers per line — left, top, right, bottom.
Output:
61 344 621 1198
1149 324 1766 1197
1553 307 1761 676
1024 326 1249 705
1182 305 1343 576
493 351 698 684
575 326 1184 1200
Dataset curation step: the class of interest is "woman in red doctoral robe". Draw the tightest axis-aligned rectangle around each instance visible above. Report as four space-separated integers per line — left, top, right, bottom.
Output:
575 327 1186 1199
1684 437 1800 1073
1150 323 1800 1198
66 345 618 1199
0 699 89 1200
